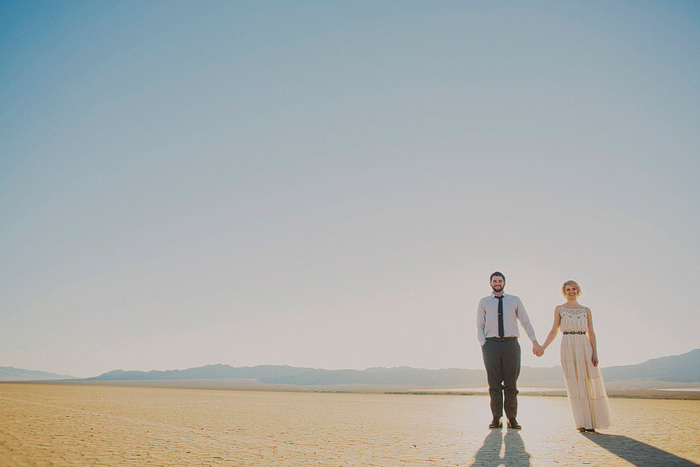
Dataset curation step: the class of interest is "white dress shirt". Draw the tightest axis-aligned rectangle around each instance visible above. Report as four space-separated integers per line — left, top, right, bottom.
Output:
476 293 538 346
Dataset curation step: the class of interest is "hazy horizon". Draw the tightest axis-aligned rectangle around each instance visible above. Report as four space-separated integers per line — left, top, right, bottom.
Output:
6 345 700 381
2 1 699 378
6 344 699 380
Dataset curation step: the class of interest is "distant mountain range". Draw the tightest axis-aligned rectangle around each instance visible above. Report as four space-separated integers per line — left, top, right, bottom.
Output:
603 349 700 383
87 348 700 386
4 349 698 386
87 365 485 386
0 367 76 381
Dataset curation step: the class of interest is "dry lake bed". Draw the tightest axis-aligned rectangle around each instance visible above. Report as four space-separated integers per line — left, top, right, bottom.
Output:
1 383 698 466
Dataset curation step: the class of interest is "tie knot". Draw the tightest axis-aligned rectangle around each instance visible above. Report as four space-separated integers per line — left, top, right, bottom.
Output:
495 295 503 300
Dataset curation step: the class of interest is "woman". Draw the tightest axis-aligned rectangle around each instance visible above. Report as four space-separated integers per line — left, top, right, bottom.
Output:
541 280 612 432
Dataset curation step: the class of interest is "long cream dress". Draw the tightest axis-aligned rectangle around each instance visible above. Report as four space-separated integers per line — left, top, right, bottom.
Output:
560 307 612 430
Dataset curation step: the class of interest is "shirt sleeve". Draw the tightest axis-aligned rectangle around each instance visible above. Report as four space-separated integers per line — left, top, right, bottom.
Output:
515 297 538 342
476 298 487 346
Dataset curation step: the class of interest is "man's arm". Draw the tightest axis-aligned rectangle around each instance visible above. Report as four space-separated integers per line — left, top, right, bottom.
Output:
476 299 486 347
515 297 543 356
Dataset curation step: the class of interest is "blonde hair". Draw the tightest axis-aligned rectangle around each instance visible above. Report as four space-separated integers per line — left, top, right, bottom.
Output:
561 280 582 297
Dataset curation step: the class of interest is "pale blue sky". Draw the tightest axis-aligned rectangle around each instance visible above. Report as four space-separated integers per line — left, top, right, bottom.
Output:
1 1 699 377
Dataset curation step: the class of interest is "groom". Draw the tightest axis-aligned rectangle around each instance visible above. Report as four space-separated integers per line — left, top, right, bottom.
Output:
477 272 543 429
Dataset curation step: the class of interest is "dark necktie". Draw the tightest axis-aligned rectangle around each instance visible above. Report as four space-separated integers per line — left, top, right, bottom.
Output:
496 296 504 338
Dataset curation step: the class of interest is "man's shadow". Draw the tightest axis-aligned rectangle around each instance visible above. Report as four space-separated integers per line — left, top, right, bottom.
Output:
471 429 531 467
582 433 698 467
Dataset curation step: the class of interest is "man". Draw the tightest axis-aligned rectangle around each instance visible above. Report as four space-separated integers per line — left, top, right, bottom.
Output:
477 271 543 429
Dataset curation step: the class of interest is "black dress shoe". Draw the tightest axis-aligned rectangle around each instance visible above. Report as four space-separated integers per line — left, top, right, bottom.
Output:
489 418 502 428
507 418 521 429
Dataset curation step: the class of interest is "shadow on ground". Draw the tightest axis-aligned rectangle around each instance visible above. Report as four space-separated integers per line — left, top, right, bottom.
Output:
471 429 532 467
583 432 698 467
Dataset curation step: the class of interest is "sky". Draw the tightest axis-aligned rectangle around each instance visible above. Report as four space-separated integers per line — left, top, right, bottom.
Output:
1 1 699 378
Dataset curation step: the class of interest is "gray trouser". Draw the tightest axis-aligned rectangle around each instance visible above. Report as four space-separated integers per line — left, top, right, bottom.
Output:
482 337 521 419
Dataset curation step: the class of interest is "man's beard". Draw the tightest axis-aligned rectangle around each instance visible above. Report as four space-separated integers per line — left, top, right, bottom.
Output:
491 285 504 293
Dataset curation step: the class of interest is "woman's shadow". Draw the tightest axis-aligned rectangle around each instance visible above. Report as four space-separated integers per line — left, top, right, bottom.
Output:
471 429 532 467
582 432 698 467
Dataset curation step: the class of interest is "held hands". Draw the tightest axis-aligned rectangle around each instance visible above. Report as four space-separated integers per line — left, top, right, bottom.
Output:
532 342 544 357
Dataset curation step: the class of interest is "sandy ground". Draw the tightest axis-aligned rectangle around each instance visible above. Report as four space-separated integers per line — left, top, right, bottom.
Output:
1 383 698 466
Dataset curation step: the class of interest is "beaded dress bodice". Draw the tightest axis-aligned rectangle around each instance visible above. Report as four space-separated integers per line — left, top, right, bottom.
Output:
560 307 588 332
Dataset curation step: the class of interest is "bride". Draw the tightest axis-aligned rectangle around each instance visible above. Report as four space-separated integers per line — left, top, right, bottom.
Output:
541 280 612 432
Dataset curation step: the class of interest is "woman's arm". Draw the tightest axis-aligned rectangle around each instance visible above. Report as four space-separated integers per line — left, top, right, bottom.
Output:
587 307 599 366
541 306 562 351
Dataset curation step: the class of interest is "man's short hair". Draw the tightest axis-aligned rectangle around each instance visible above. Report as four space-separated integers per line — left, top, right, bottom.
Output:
490 271 506 282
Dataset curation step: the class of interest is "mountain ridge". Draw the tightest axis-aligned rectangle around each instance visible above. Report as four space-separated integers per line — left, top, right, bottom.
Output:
4 349 698 385
0 367 77 381
83 349 700 386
